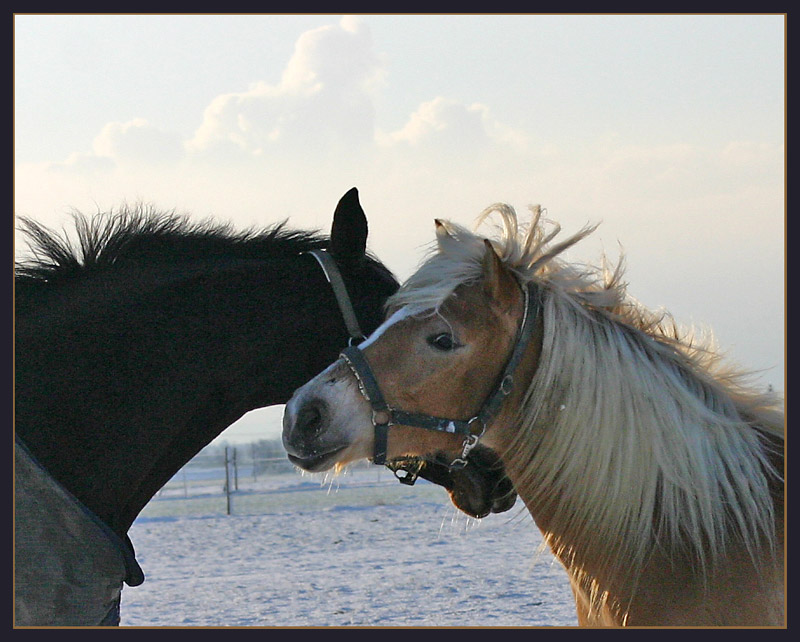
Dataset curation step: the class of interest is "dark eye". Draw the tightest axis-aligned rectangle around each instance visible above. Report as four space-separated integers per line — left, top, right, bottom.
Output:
427 333 459 352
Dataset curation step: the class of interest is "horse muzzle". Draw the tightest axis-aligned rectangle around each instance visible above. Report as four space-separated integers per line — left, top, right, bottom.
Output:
282 359 368 472
282 398 341 471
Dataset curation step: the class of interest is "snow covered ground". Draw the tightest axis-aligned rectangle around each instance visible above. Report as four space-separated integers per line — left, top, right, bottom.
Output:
121 466 578 627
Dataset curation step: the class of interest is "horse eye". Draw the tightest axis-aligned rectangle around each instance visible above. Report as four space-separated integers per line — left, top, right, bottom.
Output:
427 333 459 351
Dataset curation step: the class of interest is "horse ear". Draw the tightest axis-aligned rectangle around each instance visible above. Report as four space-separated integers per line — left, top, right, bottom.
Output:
481 239 517 309
434 219 453 247
330 187 368 264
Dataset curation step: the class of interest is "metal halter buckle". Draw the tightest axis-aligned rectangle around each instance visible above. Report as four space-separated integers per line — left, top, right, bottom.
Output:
449 431 482 469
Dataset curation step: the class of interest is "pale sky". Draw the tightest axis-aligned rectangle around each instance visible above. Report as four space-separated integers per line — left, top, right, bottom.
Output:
14 14 785 444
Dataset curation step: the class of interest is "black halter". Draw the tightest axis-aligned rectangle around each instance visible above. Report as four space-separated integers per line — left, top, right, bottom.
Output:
305 249 365 345
340 282 541 471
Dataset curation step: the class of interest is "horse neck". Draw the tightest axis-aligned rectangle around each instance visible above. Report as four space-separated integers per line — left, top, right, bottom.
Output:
488 295 784 626
15 252 348 536
500 449 783 625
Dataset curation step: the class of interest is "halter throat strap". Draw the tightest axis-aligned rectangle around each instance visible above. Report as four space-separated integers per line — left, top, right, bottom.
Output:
341 282 541 467
305 249 365 344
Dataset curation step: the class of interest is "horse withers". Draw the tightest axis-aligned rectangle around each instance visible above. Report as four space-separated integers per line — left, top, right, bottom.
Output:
283 203 785 626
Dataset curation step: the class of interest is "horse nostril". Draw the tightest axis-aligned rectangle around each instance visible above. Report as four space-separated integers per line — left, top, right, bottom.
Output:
296 402 325 437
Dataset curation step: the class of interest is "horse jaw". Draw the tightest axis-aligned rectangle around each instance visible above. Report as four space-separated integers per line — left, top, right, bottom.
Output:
416 446 517 518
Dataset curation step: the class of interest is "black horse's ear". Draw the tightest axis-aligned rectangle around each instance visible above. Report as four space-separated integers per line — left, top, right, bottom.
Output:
330 187 368 265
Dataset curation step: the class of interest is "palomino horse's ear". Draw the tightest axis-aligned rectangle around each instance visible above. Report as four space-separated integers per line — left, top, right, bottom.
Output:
481 239 518 310
434 219 453 247
330 187 368 265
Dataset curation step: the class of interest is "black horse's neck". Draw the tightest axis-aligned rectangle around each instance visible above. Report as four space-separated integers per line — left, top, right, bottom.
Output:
15 199 397 537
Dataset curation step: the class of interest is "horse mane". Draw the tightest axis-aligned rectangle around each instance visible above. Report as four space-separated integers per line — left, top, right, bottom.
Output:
15 203 330 287
390 203 784 579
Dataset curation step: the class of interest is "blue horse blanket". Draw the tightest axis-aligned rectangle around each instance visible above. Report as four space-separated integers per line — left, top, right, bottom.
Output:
14 438 144 627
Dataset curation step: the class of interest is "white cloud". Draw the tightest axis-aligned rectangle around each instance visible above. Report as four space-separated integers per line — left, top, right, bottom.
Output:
594 140 785 205
378 96 527 152
720 141 784 174
36 118 184 174
29 16 529 176
47 151 116 174
92 118 184 165
182 17 524 163
186 16 383 158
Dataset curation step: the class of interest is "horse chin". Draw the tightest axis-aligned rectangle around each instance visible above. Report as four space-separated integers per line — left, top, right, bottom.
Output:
448 468 517 519
286 446 348 473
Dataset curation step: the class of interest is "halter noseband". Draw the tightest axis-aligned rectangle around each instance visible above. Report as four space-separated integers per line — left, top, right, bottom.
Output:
340 281 541 473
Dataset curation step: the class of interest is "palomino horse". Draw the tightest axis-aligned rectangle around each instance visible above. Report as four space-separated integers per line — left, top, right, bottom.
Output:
15 188 514 627
283 203 785 626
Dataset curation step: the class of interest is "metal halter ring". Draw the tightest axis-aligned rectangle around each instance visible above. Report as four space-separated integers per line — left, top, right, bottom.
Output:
467 416 486 436
372 409 392 427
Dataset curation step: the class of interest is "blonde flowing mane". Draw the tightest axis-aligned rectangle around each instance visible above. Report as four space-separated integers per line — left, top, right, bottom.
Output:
389 203 784 580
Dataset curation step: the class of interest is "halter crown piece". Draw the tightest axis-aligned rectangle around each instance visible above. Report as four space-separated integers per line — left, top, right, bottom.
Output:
341 281 541 471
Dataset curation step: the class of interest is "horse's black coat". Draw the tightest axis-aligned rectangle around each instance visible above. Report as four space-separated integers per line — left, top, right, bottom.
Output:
15 189 397 539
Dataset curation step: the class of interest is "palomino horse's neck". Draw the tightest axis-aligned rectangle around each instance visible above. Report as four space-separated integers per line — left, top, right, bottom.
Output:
492 291 784 626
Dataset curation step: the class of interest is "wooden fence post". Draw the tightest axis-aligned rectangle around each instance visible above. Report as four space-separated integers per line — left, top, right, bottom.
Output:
233 447 239 491
224 447 232 516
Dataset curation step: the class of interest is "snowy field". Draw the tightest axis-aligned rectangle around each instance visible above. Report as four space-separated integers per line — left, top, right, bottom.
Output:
122 466 578 627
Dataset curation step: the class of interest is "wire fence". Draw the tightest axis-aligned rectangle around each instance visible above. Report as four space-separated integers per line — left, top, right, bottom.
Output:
154 446 294 515
141 445 438 520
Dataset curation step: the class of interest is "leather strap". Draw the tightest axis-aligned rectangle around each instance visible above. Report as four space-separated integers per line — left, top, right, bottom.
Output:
306 249 365 344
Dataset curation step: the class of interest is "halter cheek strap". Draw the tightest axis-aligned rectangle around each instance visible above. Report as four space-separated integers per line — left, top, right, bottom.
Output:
340 282 541 470
305 249 365 345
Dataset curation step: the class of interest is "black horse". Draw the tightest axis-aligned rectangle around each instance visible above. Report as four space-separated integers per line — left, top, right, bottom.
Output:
14 188 515 627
